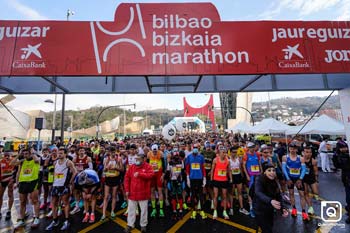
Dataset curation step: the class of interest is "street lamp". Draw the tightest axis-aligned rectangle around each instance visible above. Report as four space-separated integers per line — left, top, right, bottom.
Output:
96 104 136 139
45 95 57 144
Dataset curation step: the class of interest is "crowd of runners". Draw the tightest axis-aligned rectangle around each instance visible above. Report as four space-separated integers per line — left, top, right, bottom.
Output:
0 132 349 233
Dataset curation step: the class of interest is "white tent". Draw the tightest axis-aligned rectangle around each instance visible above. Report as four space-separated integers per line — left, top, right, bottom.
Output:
226 121 252 133
248 118 291 134
286 115 345 135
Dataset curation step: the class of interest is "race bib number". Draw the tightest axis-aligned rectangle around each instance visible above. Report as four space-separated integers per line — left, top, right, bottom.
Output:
217 169 227 177
54 173 64 179
231 168 240 175
151 162 159 172
289 168 300 176
204 163 212 170
191 163 200 170
106 170 119 177
23 168 32 176
250 165 260 173
173 166 182 174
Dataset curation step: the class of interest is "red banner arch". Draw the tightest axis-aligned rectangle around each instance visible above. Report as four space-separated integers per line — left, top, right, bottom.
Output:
183 94 215 130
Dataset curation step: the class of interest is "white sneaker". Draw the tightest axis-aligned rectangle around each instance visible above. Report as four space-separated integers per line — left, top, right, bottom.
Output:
213 210 218 219
58 208 62 217
70 206 80 215
15 220 25 229
46 210 53 218
239 208 250 215
229 208 234 215
31 218 40 228
308 206 315 215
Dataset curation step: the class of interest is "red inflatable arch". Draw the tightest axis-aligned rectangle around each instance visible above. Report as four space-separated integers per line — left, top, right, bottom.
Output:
183 95 216 130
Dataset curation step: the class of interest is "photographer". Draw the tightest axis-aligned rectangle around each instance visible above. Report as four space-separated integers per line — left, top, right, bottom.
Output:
334 143 350 224
253 162 289 233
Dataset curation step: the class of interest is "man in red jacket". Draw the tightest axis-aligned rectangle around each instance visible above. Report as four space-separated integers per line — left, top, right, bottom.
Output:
124 154 154 233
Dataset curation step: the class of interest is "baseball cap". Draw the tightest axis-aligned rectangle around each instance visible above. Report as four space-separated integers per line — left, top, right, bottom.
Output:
151 144 158 151
247 142 255 148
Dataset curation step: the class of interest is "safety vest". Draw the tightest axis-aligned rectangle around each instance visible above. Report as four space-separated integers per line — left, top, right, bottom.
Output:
19 159 40 182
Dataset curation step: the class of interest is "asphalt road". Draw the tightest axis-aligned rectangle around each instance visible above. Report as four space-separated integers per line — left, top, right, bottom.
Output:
0 170 348 233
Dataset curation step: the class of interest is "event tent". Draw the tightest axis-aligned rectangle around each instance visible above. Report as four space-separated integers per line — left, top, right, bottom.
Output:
286 115 345 135
225 121 252 133
247 118 291 134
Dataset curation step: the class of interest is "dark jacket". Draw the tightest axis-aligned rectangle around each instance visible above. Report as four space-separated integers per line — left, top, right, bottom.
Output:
253 175 285 215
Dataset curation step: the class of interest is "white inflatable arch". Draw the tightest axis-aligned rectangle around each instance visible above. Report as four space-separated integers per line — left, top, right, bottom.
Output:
170 117 206 133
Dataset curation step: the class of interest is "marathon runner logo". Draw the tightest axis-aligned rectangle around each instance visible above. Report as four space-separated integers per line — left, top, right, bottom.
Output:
278 44 310 69
90 4 146 74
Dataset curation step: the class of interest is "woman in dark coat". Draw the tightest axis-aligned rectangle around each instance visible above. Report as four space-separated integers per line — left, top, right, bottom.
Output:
253 162 289 233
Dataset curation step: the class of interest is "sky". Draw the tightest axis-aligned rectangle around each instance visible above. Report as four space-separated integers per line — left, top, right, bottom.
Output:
0 0 348 112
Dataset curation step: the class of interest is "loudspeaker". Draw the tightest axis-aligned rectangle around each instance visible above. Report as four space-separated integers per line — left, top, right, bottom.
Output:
35 118 45 130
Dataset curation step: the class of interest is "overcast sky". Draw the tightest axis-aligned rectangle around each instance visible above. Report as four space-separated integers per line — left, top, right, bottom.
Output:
0 0 347 112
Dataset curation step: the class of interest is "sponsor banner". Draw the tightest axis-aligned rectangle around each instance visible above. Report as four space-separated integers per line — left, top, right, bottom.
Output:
0 3 349 76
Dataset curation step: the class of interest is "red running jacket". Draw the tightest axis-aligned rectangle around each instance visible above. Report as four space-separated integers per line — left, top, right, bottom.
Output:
124 162 154 201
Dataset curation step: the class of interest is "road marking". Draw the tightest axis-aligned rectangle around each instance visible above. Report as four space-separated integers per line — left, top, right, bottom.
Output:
206 213 257 233
166 211 192 233
78 219 110 233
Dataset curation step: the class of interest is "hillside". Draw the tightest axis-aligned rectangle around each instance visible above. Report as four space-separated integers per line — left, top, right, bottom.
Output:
44 95 340 130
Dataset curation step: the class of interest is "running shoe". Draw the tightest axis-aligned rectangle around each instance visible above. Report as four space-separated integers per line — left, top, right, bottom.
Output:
308 206 315 215
314 195 321 201
15 220 25 229
5 211 11 220
79 200 84 208
191 210 197 219
229 208 234 216
302 212 310 221
45 220 59 231
70 206 80 215
151 209 157 218
165 199 170 207
60 220 70 231
40 203 47 210
291 208 297 217
121 201 128 209
31 217 40 228
159 209 165 217
89 213 95 223
82 213 90 223
183 203 188 210
57 208 62 217
46 210 53 218
199 210 207 219
239 208 250 215
111 211 116 219
100 215 106 221
250 208 255 218
223 210 229 220
213 210 218 219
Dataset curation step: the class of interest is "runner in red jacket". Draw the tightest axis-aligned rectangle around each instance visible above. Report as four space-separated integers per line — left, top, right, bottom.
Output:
124 154 154 233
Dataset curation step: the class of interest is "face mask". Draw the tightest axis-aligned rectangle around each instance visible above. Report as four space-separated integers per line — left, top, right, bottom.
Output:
193 148 198 154
135 160 142 166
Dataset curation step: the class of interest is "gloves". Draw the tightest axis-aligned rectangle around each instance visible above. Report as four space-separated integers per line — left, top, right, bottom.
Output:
202 177 206 187
187 175 191 188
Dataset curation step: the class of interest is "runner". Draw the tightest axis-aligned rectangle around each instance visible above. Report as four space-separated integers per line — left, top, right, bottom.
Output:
0 150 14 220
228 146 249 216
211 146 232 220
44 147 59 218
185 143 207 219
302 145 319 216
147 144 165 218
11 148 41 229
75 169 100 223
242 142 261 218
45 147 77 231
100 146 124 221
71 147 93 215
282 141 309 221
39 148 50 210
166 150 185 220
201 141 216 209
